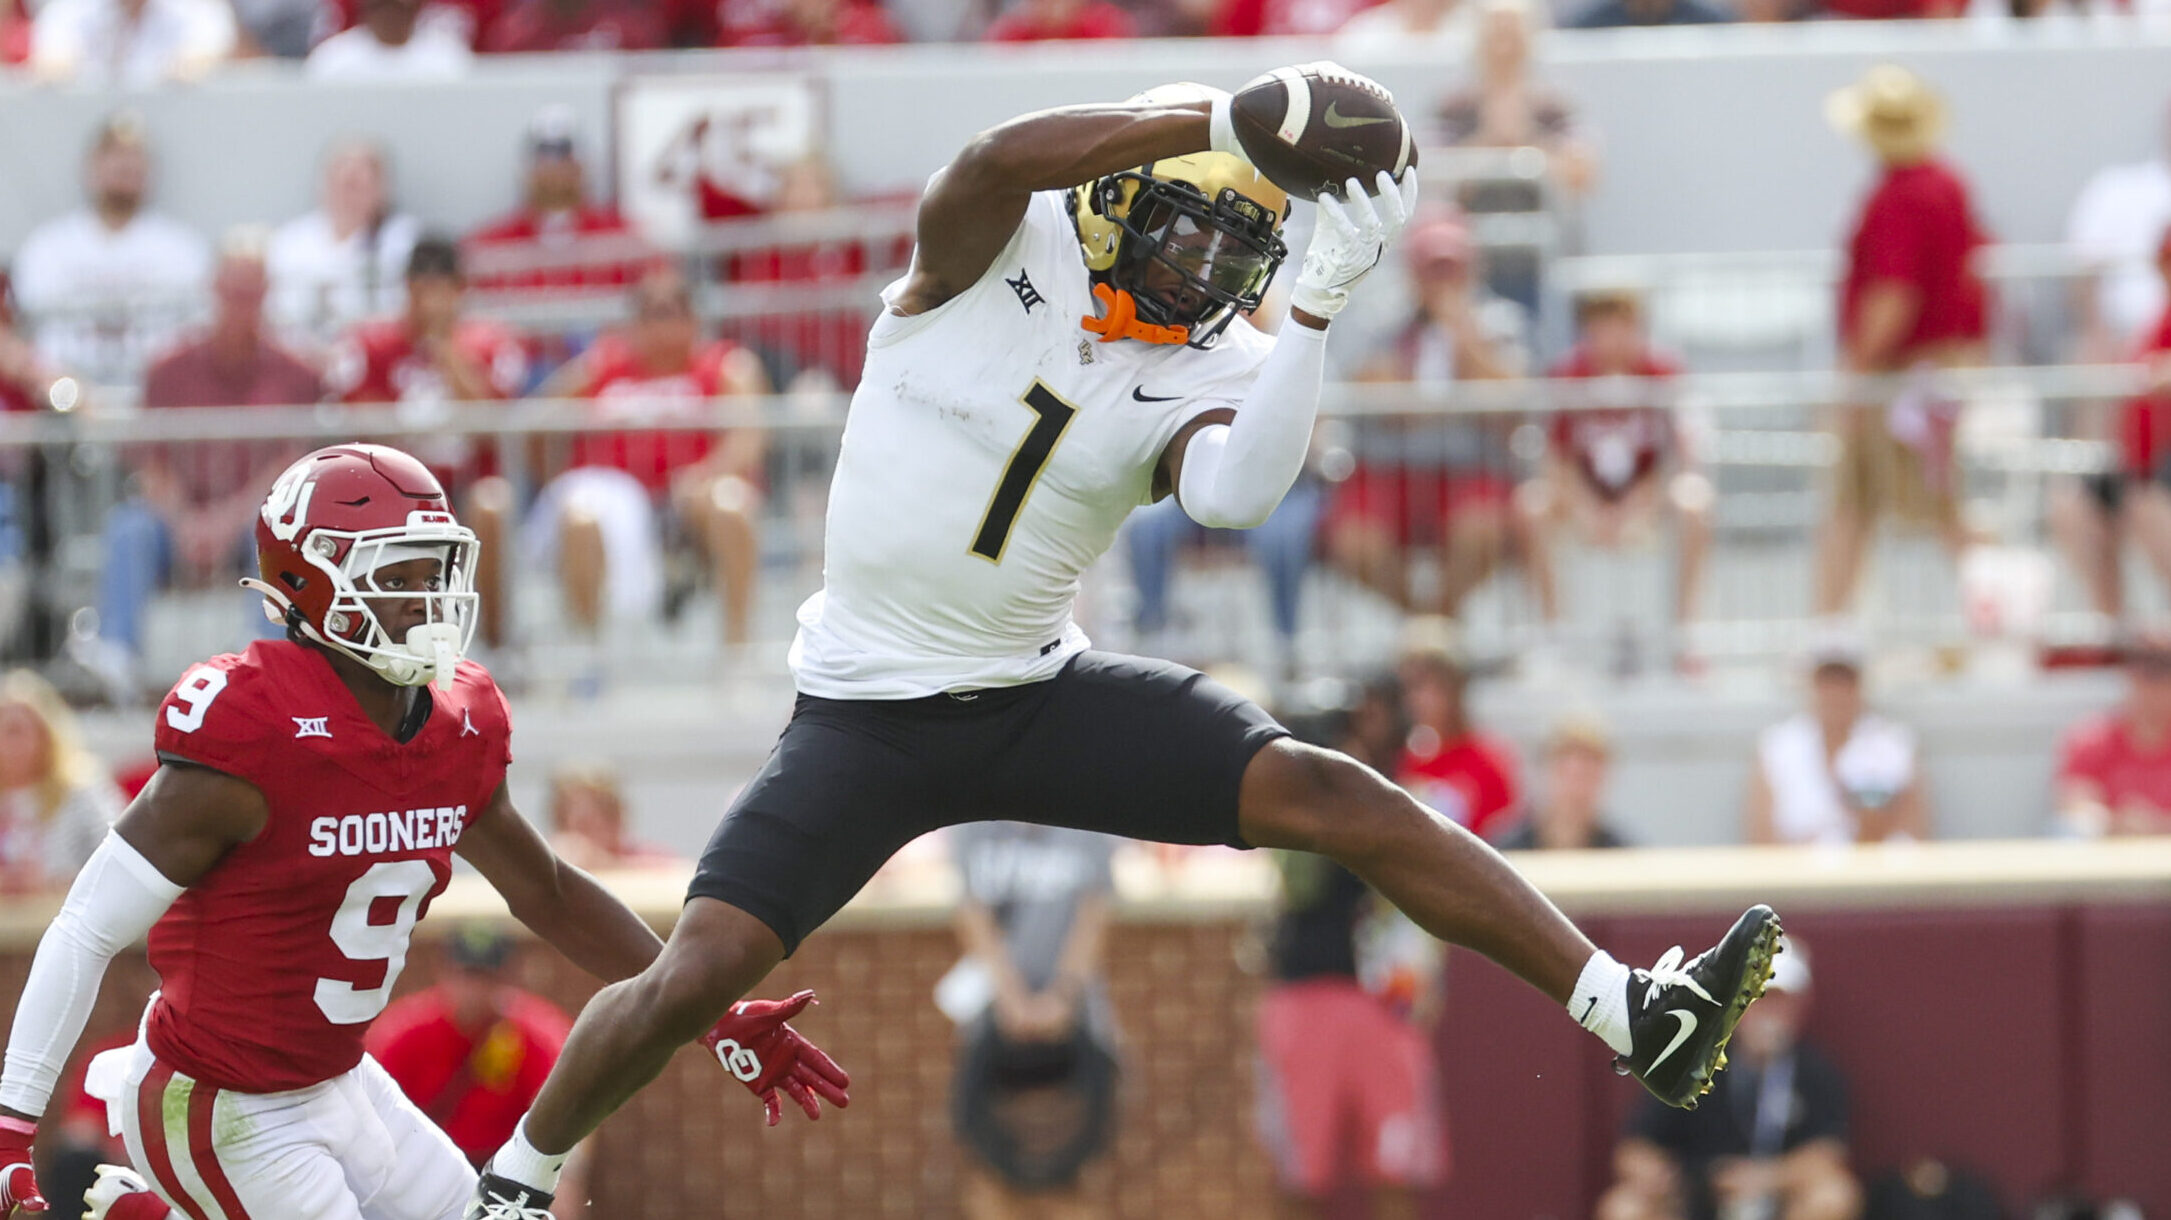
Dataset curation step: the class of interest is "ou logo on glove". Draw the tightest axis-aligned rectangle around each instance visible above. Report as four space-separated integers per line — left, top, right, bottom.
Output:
711 1037 764 1083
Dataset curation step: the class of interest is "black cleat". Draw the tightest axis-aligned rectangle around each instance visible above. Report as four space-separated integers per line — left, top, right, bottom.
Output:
464 1171 556 1220
1614 904 1783 1109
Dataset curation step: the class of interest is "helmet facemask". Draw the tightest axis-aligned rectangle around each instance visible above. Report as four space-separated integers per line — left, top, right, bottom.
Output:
1102 172 1287 348
257 514 481 690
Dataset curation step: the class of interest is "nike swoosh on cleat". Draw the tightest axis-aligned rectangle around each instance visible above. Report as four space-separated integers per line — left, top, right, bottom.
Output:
1132 387 1182 402
1323 102 1392 129
1646 1009 1700 1072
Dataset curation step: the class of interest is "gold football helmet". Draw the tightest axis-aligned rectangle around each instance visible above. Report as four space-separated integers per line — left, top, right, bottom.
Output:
1070 84 1292 348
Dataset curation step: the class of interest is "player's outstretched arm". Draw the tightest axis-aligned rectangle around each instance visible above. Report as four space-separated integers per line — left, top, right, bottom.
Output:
893 99 1214 317
0 764 262 1211
1163 171 1419 531
457 782 664 983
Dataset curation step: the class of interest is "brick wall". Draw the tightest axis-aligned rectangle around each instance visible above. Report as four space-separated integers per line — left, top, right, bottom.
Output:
20 918 1281 1219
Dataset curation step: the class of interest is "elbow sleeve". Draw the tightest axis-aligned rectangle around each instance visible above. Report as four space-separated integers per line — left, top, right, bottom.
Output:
0 833 182 1116
1178 322 1328 530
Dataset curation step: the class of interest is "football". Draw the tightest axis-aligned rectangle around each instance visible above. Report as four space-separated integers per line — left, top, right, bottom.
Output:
1228 62 1417 202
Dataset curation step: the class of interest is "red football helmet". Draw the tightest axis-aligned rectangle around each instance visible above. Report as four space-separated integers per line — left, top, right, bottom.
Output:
244 443 480 689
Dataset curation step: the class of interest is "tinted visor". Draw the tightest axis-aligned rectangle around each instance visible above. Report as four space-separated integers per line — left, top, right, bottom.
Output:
1158 211 1275 298
1108 173 1286 347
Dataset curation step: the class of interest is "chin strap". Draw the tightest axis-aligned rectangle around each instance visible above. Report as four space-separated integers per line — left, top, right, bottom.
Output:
1081 283 1190 346
238 578 458 690
240 577 293 626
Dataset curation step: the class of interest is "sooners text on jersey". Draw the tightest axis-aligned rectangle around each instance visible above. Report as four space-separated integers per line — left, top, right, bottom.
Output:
146 639 513 1093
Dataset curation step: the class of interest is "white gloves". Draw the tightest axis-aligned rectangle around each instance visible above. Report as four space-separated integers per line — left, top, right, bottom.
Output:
1288 170 1420 322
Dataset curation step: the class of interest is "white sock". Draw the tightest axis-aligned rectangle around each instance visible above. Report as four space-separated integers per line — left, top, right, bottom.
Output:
1569 950 1635 1056
488 1117 568 1195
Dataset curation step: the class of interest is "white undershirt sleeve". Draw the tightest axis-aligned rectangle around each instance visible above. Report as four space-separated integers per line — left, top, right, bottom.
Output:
1175 320 1328 531
0 833 183 1117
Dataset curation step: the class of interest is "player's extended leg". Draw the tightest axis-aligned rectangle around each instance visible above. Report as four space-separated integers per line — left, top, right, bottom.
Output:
516 898 786 1156
1239 738 1592 1002
1234 737 1779 1107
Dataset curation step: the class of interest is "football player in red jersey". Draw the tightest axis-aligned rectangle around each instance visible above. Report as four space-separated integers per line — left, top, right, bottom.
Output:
0 443 847 1220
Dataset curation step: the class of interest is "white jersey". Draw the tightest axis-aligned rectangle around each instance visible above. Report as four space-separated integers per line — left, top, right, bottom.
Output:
792 190 1274 698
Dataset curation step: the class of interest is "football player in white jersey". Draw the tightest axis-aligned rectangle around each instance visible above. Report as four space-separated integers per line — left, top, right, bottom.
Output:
466 71 1781 1218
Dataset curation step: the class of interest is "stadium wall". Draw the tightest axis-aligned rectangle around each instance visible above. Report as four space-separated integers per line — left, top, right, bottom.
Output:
2 844 2165 1218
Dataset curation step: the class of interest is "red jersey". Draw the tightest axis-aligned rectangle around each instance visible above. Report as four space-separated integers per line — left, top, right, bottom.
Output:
710 0 900 44
985 0 1136 39
1399 731 1521 842
1547 344 1680 501
326 318 528 487
2058 711 2171 815
2117 307 2171 478
146 641 514 1093
480 0 664 50
570 334 742 492
1840 160 1990 358
464 206 643 293
329 319 529 406
366 986 570 1161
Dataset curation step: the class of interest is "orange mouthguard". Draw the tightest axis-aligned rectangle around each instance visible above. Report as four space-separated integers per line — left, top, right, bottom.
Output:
1081 283 1190 346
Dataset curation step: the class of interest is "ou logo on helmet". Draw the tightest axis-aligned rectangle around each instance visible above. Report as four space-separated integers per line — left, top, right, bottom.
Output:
263 464 318 543
711 1038 763 1083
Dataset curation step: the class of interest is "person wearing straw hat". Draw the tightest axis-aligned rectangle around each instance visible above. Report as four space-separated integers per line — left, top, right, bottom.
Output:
1813 65 1990 617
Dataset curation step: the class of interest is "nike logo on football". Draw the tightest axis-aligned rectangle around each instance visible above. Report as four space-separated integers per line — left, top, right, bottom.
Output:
1646 1009 1700 1072
1132 387 1181 402
1323 102 1392 129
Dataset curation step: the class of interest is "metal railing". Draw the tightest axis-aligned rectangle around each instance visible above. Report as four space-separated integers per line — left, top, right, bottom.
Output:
0 361 2153 695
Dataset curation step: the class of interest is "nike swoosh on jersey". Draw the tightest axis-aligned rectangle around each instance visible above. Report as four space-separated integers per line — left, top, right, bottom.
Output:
1131 387 1182 402
1323 102 1392 129
1646 1009 1700 1072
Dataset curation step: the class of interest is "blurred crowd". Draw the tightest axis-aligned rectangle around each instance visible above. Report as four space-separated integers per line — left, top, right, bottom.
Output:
0 0 2158 85
3 23 2171 729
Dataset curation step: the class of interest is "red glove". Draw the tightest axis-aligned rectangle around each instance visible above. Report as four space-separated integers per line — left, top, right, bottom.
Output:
698 990 851 1127
0 1115 47 1214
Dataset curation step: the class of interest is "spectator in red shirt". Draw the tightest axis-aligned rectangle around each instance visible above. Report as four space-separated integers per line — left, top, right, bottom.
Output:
0 0 29 62
546 760 686 870
711 0 901 45
367 924 591 1212
481 0 663 48
327 236 523 648
984 0 1135 39
1395 620 1522 842
1512 288 1712 666
1327 213 1526 620
2056 632 2171 837
1817 65 1990 616
77 229 320 702
1212 0 1365 37
2051 225 2171 628
532 263 769 648
466 107 645 294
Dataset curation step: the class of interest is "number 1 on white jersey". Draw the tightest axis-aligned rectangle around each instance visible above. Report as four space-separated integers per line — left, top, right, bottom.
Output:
970 380 1078 563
